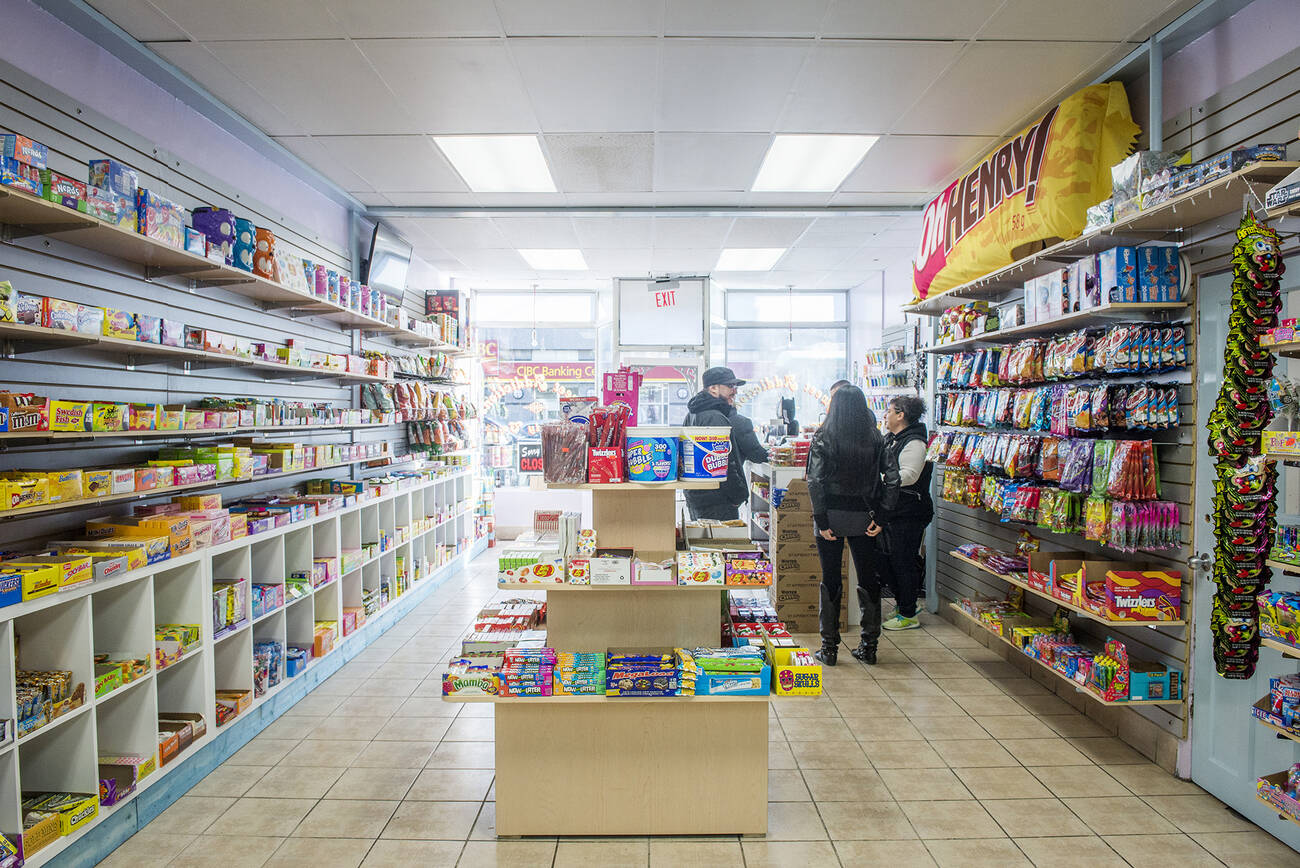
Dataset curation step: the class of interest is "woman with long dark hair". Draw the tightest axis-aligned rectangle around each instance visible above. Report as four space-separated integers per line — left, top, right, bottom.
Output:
805 384 890 665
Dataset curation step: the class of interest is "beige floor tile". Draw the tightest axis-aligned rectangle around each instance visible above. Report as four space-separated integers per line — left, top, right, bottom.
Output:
457 840 557 868
228 737 300 766
901 647 962 663
769 741 797 770
1191 830 1300 867
648 839 743 867
553 840 649 867
922 838 1031 867
305 716 389 742
818 800 917 839
443 716 495 741
1063 796 1179 836
781 716 855 741
844 715 924 741
790 739 870 769
1011 693 1079 716
206 797 316 837
1042 714 1116 738
1101 763 1205 796
1145 794 1260 833
981 797 1092 837
951 647 1006 663
352 740 437 768
833 840 937 866
974 715 1057 740
309 676 364 696
1067 737 1150 765
767 801 830 840
1102 833 1223 866
407 768 495 801
265 837 373 867
372 662 436 680
893 695 965 717
968 660 1027 679
800 768 892 801
881 679 947 698
294 799 398 838
280 739 369 767
144 796 237 835
469 801 497 839
953 693 1030 716
922 660 984 678
1028 765 1128 798
189 765 268 798
373 715 452 742
909 715 990 741
332 694 406 718
427 741 495 769
954 766 1053 800
879 767 974 801
325 766 420 801
255 715 316 741
283 692 346 716
862 740 947 769
169 835 285 868
992 677 1052 696
245 765 346 799
382 800 480 839
768 769 812 801
932 678 1004 696
97 832 196 868
1012 835 1126 867
350 677 420 698
741 840 841 867
998 737 1092 766
929 739 1019 768
869 662 928 680
393 697 461 717
772 697 840 718
901 800 1005 839
360 840 464 866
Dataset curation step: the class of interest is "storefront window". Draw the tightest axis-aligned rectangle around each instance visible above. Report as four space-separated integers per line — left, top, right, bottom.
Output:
723 288 848 395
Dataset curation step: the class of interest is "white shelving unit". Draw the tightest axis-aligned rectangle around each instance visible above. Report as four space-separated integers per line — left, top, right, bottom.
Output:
4 469 475 867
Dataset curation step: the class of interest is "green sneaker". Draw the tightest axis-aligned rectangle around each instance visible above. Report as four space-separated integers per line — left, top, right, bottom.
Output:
881 614 921 631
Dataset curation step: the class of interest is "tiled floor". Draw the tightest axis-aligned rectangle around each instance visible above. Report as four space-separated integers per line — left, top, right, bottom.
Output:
105 553 1295 867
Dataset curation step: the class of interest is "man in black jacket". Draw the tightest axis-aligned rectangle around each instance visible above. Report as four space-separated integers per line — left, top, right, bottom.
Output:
682 367 770 520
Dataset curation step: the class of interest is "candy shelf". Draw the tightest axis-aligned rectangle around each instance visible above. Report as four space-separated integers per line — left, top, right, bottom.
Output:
947 551 1187 627
947 603 1184 707
1252 698 1300 745
495 582 747 592
1261 638 1300 660
16 701 93 747
1270 339 1300 360
0 422 392 443
1265 560 1300 573
904 161 1298 315
925 301 1191 353
547 480 722 490
1256 794 1300 831
447 694 769 704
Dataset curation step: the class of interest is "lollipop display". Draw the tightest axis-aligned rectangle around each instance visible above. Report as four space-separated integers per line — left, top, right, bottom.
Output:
1208 209 1286 678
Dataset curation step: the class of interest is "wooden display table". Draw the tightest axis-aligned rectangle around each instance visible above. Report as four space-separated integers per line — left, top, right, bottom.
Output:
446 479 770 837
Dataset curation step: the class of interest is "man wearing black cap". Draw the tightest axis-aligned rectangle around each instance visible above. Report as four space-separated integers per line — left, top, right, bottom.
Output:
682 366 770 520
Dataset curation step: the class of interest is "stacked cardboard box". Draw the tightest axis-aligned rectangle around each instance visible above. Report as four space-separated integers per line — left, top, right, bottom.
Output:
770 479 846 633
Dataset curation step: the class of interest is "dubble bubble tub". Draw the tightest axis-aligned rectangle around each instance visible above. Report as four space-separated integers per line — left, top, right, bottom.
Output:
680 427 732 479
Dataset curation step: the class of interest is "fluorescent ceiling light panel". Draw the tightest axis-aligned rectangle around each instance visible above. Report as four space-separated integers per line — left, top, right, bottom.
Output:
751 134 880 192
715 248 787 271
519 249 587 270
432 135 557 193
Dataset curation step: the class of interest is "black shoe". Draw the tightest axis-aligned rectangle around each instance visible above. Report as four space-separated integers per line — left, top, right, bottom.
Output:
850 643 877 665
814 646 837 666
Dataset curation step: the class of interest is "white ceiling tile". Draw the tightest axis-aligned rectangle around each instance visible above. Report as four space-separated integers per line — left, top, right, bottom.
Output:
356 39 538 134
151 43 306 136
511 39 659 132
659 39 810 131
653 216 734 248
829 191 933 207
311 136 467 191
873 229 921 247
495 0 664 35
651 248 720 272
582 249 653 273
454 249 532 271
837 245 913 269
773 247 853 271
822 0 1002 38
491 217 580 248
87 0 189 40
980 0 1190 41
544 134 654 192
665 0 830 36
840 134 996 193
204 40 408 135
319 0 502 37
653 132 770 191
724 217 813 248
407 217 509 249
145 0 341 39
893 41 1122 136
572 217 655 249
562 192 664 206
780 41 961 133
274 136 375 190
474 192 569 206
798 216 897 247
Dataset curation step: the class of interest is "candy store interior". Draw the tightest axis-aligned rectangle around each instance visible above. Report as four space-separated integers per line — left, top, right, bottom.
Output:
1 2 1300 866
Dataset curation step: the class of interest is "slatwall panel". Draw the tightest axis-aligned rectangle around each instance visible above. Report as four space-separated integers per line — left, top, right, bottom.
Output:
0 62 412 549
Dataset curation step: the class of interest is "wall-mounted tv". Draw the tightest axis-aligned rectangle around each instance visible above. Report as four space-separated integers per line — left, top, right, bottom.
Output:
363 222 413 299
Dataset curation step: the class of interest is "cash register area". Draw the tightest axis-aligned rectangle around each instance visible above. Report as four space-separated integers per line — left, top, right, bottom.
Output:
94 553 1287 868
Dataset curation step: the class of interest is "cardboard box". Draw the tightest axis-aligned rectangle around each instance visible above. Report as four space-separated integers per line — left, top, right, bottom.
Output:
768 645 823 696
1105 569 1182 621
1098 246 1138 304
696 666 771 696
590 548 634 585
20 812 60 858
157 712 204 742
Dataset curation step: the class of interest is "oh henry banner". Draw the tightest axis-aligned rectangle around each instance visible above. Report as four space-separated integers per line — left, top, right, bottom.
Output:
912 82 1139 302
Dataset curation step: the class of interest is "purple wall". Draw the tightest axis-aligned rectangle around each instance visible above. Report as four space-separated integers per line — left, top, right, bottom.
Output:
1 0 351 252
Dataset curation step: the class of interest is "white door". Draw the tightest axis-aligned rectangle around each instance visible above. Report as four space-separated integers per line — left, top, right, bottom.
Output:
1190 271 1300 848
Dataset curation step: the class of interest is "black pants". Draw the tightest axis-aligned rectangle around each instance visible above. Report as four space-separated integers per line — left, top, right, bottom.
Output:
815 532 882 649
878 518 927 619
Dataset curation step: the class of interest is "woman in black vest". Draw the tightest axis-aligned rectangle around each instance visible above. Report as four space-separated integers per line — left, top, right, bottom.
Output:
805 385 887 665
878 395 934 631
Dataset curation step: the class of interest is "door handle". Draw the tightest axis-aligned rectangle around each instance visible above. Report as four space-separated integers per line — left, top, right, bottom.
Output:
1188 552 1212 572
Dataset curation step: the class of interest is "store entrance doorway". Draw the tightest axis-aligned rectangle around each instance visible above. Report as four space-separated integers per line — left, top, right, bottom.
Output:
1190 271 1300 848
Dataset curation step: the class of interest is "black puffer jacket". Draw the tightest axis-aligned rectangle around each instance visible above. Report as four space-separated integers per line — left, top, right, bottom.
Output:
682 392 769 508
880 422 934 522
806 432 890 532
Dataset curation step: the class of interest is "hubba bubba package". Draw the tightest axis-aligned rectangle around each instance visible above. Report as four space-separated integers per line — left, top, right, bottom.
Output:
913 82 1139 303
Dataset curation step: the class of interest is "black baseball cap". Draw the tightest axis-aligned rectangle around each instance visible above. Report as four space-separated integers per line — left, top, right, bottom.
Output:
703 366 745 388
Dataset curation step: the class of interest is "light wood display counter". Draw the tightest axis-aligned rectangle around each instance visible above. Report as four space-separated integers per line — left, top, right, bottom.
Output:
446 478 770 837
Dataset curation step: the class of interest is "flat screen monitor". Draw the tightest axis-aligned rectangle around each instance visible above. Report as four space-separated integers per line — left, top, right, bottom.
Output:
364 222 412 299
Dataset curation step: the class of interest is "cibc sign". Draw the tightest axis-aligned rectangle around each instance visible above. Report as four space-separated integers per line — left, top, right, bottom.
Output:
518 442 543 473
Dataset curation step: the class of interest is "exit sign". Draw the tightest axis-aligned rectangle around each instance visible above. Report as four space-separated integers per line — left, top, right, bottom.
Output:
653 289 677 308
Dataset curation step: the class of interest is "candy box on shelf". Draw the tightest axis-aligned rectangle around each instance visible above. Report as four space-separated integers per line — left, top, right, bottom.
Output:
724 551 772 586
41 297 81 331
1257 770 1300 823
497 551 565 584
1098 246 1138 304
88 158 137 197
1 134 47 168
191 207 235 264
0 157 40 196
677 550 725 585
1104 570 1182 621
84 184 119 223
442 671 500 697
631 558 674 586
48 399 90 432
39 170 86 211
768 645 822 696
696 666 771 696
136 189 186 248
590 548 634 585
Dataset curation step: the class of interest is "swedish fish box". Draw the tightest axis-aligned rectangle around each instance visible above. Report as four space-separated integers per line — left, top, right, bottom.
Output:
48 400 90 432
1105 570 1182 621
